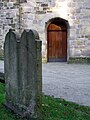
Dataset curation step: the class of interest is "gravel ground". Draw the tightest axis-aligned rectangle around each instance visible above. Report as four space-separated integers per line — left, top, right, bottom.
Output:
42 62 90 106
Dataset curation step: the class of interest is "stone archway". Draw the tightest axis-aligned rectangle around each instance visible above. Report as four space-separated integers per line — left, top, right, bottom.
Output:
47 18 68 62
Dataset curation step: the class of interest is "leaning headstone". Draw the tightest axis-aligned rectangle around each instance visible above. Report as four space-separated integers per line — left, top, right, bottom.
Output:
4 29 42 119
4 29 20 107
19 30 42 119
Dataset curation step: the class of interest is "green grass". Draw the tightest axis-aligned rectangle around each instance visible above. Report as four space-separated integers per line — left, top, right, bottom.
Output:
0 83 90 120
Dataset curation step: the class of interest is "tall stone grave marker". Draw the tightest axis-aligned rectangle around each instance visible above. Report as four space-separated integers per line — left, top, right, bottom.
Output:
4 29 20 106
4 29 42 119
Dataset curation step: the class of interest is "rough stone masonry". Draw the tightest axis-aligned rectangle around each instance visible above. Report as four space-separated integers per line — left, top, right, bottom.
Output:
4 29 42 119
0 0 90 62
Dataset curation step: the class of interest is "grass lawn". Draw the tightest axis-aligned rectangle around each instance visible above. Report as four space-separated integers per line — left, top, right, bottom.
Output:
0 82 90 120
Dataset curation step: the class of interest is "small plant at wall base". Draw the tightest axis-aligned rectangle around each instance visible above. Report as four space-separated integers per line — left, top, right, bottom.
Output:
68 57 90 64
0 83 90 120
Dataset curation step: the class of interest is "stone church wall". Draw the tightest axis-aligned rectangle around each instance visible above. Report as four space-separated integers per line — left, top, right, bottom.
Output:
0 0 20 59
0 0 90 62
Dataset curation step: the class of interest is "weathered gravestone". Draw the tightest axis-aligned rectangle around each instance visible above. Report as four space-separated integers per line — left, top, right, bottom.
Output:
4 29 42 119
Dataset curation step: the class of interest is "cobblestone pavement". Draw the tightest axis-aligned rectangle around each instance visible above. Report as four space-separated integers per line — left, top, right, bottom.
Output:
42 62 90 106
0 61 90 106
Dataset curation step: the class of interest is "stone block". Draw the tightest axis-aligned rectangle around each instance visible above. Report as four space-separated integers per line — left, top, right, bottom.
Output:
7 2 13 8
20 0 27 3
0 3 3 7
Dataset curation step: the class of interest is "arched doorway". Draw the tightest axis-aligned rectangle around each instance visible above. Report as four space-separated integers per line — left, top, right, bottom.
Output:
47 19 67 62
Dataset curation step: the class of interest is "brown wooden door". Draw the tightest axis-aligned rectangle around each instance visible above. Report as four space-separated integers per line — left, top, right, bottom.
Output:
47 23 67 62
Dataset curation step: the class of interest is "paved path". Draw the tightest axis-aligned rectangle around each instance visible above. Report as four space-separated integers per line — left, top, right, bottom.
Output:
0 60 4 73
0 61 90 106
42 63 90 106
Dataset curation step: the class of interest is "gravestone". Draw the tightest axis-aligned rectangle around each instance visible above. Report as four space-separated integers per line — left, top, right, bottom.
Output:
4 29 42 119
4 29 20 106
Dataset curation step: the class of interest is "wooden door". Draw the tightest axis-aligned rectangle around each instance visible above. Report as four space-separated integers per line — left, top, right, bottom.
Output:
47 23 67 62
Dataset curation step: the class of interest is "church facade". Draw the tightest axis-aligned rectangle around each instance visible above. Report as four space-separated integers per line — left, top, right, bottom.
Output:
0 0 90 63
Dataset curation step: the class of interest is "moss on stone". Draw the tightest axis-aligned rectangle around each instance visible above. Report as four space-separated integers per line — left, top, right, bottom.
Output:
68 57 90 64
